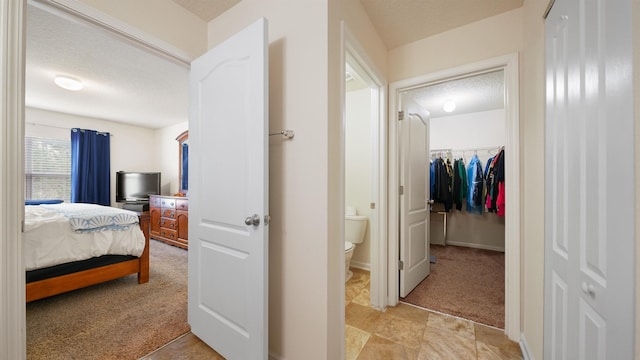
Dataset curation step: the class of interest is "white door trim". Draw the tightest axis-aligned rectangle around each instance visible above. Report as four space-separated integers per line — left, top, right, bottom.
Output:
1 0 27 357
388 53 521 341
341 22 388 312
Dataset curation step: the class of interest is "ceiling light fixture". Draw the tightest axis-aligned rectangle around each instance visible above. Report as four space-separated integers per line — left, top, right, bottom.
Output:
54 75 84 91
345 71 355 82
443 99 456 113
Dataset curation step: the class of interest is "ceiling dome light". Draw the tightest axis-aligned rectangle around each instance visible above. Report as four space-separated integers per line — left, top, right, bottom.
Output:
54 75 83 91
443 99 456 113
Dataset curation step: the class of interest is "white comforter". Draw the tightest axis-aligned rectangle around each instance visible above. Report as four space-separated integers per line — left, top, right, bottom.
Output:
24 204 146 271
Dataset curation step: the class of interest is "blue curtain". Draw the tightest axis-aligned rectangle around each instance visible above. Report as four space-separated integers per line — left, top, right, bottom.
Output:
70 128 111 205
181 143 188 191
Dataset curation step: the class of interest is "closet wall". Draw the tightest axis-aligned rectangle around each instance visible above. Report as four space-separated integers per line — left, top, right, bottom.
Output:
430 108 505 251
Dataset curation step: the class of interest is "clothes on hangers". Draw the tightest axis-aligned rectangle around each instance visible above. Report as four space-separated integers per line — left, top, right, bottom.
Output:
485 148 505 215
431 157 452 211
452 158 467 211
466 155 484 214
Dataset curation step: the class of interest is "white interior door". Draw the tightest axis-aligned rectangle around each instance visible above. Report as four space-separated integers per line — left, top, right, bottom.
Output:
544 1 634 358
399 103 430 298
188 18 269 360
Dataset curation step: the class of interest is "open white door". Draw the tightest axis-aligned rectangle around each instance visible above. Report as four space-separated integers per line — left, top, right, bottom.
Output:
544 0 634 358
188 18 269 359
399 102 430 298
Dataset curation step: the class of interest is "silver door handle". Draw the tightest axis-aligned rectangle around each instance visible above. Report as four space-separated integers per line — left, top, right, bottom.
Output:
245 214 261 226
581 282 595 297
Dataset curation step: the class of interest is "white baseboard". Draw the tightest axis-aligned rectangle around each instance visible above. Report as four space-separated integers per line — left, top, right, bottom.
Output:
444 241 505 252
520 334 533 360
349 261 371 271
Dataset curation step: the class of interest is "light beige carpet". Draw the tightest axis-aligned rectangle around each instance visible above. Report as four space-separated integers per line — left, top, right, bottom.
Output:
401 244 505 328
27 240 190 360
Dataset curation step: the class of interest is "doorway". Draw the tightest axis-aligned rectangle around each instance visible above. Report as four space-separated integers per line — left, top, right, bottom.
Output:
342 23 387 312
399 69 507 329
388 54 521 340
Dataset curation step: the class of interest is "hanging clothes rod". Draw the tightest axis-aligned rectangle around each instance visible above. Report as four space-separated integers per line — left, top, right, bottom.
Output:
269 130 295 139
449 146 502 153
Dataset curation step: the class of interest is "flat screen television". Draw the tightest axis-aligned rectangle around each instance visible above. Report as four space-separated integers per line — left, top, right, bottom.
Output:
115 171 161 203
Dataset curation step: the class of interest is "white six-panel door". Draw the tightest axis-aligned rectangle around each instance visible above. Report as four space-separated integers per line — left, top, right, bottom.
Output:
399 105 430 298
544 1 634 358
188 18 269 360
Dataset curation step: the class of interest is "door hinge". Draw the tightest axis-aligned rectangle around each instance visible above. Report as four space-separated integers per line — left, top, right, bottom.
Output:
370 202 376 210
399 260 404 270
398 111 405 120
400 185 404 195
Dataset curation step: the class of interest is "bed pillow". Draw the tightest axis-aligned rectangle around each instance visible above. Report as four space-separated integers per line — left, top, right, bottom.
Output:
25 199 64 206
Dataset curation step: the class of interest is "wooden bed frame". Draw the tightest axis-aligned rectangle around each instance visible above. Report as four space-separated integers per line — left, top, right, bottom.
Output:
26 212 150 303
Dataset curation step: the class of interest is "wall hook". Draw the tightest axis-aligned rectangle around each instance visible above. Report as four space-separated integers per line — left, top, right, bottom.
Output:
269 130 295 139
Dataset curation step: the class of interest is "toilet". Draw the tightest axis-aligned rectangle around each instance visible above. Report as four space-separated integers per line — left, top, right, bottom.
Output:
345 206 368 282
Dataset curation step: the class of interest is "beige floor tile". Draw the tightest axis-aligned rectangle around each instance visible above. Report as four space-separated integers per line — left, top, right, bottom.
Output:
346 325 371 360
426 312 475 340
474 324 522 359
357 335 419 360
373 313 426 351
419 327 476 360
385 303 431 325
352 286 371 307
346 302 383 333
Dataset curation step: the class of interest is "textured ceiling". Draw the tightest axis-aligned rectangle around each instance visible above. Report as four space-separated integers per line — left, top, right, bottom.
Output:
359 0 524 49
26 1 519 129
26 4 189 129
171 0 241 22
404 70 505 119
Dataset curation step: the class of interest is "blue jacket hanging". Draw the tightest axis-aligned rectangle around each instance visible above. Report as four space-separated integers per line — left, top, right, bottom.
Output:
466 155 484 214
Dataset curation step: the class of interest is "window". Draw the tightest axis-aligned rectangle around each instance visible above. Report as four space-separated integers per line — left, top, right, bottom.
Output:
25 136 71 202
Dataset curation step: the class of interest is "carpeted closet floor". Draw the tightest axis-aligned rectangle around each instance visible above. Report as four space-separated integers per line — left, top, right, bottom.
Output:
401 244 505 329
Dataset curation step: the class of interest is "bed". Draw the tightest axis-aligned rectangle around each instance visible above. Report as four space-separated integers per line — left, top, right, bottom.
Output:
24 202 150 302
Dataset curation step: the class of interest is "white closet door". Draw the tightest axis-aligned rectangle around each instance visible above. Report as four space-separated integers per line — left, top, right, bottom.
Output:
544 0 634 358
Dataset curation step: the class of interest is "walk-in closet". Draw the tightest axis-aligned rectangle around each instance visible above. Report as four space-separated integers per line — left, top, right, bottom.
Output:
400 69 507 329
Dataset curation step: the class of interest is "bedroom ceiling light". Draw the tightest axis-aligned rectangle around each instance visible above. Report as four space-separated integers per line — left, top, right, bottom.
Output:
443 99 456 113
54 75 83 91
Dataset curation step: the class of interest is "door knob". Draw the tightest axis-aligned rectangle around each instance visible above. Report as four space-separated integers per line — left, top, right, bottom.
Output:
245 214 261 226
581 282 595 297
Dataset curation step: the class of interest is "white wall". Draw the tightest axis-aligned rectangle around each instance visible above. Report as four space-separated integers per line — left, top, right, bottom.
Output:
430 108 505 165
345 87 372 268
156 121 188 195
521 1 546 358
429 108 506 251
77 0 207 60
25 107 159 206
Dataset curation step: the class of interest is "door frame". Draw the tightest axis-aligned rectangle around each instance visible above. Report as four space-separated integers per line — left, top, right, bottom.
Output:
388 53 521 341
340 22 388 311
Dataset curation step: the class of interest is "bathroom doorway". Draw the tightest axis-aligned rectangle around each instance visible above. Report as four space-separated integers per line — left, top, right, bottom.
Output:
342 25 387 313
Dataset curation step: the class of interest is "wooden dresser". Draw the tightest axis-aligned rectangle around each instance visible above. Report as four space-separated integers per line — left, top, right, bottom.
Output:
149 195 188 249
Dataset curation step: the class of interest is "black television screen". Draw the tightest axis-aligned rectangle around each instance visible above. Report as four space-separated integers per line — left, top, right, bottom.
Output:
116 171 161 203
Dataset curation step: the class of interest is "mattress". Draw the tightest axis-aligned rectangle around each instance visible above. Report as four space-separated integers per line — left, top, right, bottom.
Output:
24 203 145 271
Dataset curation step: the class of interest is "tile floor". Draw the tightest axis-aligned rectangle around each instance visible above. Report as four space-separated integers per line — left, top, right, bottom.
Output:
346 268 522 360
141 268 522 360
